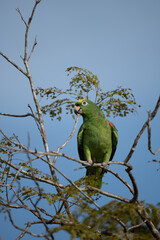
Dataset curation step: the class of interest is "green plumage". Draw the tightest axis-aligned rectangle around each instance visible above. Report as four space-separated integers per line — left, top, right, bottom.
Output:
74 99 118 189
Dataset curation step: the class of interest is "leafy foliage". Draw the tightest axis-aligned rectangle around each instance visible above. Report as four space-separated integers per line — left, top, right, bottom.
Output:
35 66 140 120
0 135 18 156
50 200 160 240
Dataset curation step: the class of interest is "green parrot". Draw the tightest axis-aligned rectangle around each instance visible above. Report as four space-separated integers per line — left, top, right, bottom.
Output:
74 99 118 189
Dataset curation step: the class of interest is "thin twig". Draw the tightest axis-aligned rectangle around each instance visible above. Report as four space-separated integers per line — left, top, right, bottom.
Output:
27 36 37 62
53 114 80 165
28 104 41 133
7 209 45 238
23 1 40 60
128 220 146 231
16 8 27 26
29 198 54 240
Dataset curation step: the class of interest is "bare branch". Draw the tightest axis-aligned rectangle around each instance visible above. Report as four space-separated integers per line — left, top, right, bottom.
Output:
124 96 160 163
23 1 40 60
28 104 41 133
128 220 147 231
107 168 134 195
0 111 38 120
16 8 27 26
87 186 131 203
27 36 37 61
29 198 54 240
147 111 160 155
6 209 45 238
125 167 138 203
0 51 27 76
15 222 32 240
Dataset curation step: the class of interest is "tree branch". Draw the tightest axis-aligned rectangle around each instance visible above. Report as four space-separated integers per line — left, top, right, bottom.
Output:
137 201 160 239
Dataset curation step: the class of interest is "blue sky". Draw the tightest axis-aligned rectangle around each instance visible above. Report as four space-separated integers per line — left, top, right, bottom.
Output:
0 0 160 239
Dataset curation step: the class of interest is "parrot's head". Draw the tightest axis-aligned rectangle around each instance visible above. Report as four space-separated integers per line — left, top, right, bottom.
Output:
74 99 101 118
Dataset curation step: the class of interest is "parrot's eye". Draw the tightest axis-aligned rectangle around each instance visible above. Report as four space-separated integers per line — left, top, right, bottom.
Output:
82 101 88 106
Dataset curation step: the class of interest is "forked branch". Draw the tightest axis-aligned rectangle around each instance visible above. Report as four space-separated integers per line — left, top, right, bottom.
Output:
124 96 160 163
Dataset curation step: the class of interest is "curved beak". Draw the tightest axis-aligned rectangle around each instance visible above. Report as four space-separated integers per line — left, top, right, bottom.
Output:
74 105 83 115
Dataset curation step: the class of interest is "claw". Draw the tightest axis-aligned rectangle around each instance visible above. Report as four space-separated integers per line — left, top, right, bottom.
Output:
87 159 93 165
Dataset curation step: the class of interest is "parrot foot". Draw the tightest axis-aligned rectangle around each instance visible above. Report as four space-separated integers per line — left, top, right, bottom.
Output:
102 162 109 171
87 159 93 165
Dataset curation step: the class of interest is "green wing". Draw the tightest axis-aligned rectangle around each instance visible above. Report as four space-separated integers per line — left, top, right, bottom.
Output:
78 122 118 162
77 124 84 160
109 122 118 161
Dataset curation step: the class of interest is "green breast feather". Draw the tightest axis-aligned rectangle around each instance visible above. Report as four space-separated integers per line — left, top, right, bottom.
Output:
74 99 118 189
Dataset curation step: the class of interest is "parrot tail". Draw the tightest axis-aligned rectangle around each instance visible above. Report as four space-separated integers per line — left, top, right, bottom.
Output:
85 167 104 189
